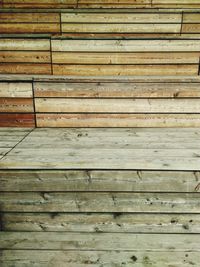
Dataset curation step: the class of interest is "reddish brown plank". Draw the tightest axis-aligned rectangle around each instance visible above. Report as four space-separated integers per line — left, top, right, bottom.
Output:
0 114 35 127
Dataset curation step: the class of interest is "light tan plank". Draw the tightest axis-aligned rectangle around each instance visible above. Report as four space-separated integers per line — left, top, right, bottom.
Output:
52 52 200 64
35 98 200 113
3 0 77 8
52 39 200 52
0 51 50 63
2 213 200 233
62 23 181 33
0 39 50 51
1 170 199 192
1 250 199 267
53 64 198 76
0 82 32 97
182 24 200 33
62 12 182 23
34 81 200 98
36 113 200 128
183 13 200 23
0 63 51 74
0 13 60 22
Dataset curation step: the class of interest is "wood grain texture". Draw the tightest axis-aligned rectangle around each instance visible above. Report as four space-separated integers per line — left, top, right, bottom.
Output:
1 170 199 192
53 64 198 76
34 81 200 98
0 51 51 63
1 232 200 250
0 38 50 51
0 63 51 74
2 0 77 8
0 98 34 112
36 113 200 128
0 114 35 127
0 82 32 97
2 212 200 233
1 250 200 267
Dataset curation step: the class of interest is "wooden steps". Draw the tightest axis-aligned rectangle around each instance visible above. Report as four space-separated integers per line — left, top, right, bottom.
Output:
1 75 200 127
0 127 200 266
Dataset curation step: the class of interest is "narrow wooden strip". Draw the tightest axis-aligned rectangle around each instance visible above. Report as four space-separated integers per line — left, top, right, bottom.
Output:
0 170 199 192
0 39 50 51
1 232 200 250
0 114 35 127
183 13 200 23
61 23 181 33
0 63 51 74
2 212 200 233
0 250 199 267
61 12 182 23
52 52 200 64
0 51 51 63
0 82 32 97
0 98 34 112
52 39 200 52
0 13 60 22
182 24 200 33
35 98 200 113
36 113 200 128
53 64 198 76
0 23 60 34
3 0 77 8
1 192 200 213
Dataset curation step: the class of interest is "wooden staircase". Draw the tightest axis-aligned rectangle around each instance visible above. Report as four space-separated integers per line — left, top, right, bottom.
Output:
1 1 200 266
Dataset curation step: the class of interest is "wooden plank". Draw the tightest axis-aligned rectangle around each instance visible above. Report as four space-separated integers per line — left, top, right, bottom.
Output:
1 250 199 267
0 82 32 97
0 63 51 74
1 192 200 212
52 39 200 52
183 13 200 23
78 0 151 8
0 51 50 63
53 64 198 76
0 98 33 112
0 23 60 34
36 113 200 128
0 39 50 51
2 212 200 233
0 114 35 127
62 23 181 33
153 0 200 8
1 232 200 250
182 24 200 33
0 13 60 22
0 170 199 192
61 12 182 23
52 52 200 64
34 81 200 98
35 98 200 113
3 0 77 8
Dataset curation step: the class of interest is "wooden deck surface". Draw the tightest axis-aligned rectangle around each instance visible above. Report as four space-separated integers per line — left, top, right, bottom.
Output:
0 128 200 170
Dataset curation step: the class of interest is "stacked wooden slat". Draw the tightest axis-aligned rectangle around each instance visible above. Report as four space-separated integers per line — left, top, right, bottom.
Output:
1 10 200 36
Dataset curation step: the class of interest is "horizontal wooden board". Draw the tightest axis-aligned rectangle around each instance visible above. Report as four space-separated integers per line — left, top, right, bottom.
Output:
1 232 200 250
1 192 200 212
34 81 200 98
78 0 151 8
61 12 182 23
2 0 77 8
1 170 199 192
0 63 51 74
62 23 181 33
1 250 199 267
2 212 200 233
0 23 60 34
0 98 33 112
0 82 32 97
52 64 198 76
182 24 200 33
0 114 35 127
0 51 51 63
0 13 60 22
0 39 50 51
52 39 200 52
35 98 200 113
52 52 200 64
36 113 200 128
183 13 200 23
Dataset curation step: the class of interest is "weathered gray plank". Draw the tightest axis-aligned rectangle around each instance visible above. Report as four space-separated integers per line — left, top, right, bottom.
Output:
1 192 200 212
